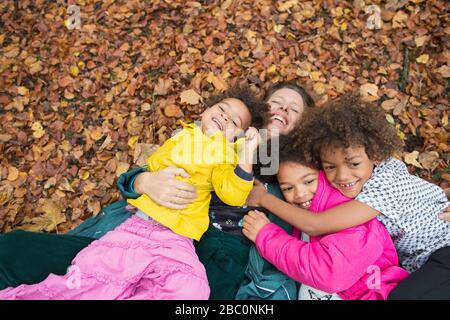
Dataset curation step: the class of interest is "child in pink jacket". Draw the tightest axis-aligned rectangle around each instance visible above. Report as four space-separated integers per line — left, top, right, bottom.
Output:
242 138 409 300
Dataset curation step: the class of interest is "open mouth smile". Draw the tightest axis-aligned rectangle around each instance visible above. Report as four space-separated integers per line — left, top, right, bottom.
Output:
212 117 224 131
295 199 312 209
337 181 358 189
271 115 287 125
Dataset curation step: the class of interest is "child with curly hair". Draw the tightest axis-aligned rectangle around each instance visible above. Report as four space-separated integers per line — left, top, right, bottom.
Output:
244 94 450 299
0 86 264 300
243 136 409 300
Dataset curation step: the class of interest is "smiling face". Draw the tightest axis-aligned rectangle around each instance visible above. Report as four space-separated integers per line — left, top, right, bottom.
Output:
277 161 319 209
320 146 376 198
265 88 305 136
201 98 251 142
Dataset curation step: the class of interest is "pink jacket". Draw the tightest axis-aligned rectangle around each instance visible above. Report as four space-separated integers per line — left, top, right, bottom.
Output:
255 171 409 300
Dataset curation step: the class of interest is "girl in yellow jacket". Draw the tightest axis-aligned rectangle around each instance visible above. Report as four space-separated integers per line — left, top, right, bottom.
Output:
0 86 265 300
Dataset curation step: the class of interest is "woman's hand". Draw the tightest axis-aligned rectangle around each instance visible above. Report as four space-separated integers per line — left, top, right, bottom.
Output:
245 179 268 207
133 167 197 209
242 210 271 242
438 189 450 222
440 207 450 222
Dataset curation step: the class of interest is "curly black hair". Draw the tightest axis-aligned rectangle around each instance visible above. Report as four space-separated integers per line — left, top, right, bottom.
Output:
277 135 311 167
296 94 403 170
205 86 265 129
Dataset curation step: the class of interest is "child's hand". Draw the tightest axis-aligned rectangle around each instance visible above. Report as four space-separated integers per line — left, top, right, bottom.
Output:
244 127 261 153
242 210 271 242
439 204 450 222
245 179 268 207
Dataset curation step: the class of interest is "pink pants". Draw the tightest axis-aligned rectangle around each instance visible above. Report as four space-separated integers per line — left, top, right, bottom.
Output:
0 215 210 300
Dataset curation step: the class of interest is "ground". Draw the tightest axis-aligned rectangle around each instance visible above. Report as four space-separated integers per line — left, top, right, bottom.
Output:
0 0 448 233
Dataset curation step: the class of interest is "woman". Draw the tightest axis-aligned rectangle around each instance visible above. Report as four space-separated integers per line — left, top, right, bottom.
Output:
0 81 314 298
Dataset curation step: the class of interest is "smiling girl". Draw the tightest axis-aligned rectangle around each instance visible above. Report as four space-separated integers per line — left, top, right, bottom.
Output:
245 94 450 299
243 137 408 300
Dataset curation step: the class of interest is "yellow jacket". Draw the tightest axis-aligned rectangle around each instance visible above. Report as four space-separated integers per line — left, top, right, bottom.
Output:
128 121 254 240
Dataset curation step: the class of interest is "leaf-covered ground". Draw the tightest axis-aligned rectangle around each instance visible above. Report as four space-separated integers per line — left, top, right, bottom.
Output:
0 0 449 233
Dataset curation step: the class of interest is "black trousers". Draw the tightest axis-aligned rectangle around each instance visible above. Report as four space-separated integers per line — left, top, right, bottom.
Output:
389 246 450 300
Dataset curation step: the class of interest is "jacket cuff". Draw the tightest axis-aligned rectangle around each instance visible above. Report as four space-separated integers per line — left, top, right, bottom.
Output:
234 165 253 181
116 166 147 199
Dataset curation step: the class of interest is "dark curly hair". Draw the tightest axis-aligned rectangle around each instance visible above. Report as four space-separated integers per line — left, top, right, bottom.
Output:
205 86 265 129
296 94 403 170
277 135 311 167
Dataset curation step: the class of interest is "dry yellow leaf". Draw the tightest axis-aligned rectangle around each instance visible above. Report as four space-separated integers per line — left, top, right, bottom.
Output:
206 72 228 92
415 36 427 47
128 136 139 148
313 82 326 95
141 102 152 111
81 170 90 180
58 178 75 192
29 61 43 74
70 65 79 77
392 10 408 29
31 121 45 139
90 127 104 141
267 65 277 74
44 177 57 189
436 65 450 78
17 86 29 96
64 89 75 100
7 167 19 181
404 151 423 168
116 162 130 177
180 89 202 105
310 71 322 81
416 54 429 64
274 24 284 33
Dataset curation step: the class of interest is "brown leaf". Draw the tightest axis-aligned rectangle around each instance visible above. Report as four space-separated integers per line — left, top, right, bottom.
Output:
164 104 184 118
206 72 228 92
180 89 202 105
418 151 440 171
7 167 19 181
127 117 144 136
154 78 173 96
58 76 73 88
360 83 380 102
116 162 130 177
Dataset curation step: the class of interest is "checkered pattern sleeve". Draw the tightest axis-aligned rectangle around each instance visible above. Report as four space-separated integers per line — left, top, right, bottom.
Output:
356 158 401 219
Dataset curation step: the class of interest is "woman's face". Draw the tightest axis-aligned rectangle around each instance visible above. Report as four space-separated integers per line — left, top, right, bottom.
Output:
265 88 305 136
